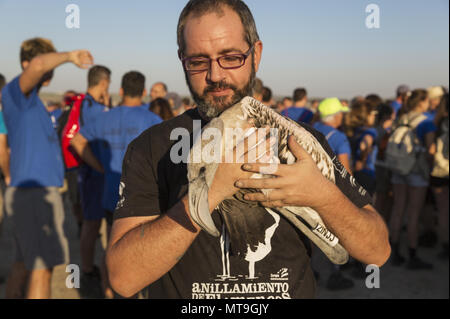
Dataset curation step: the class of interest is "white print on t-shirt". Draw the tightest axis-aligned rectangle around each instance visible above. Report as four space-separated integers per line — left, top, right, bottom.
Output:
245 208 280 279
219 223 231 278
333 154 368 197
332 156 348 180
116 182 125 209
192 209 291 299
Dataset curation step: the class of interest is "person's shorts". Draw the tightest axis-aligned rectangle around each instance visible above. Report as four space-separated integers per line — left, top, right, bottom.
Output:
65 168 80 206
5 187 70 271
391 172 429 188
375 165 391 193
79 168 105 221
430 176 449 188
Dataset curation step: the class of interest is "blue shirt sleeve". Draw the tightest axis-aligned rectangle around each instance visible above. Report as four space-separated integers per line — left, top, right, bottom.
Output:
416 120 437 143
0 111 7 134
79 117 100 141
335 133 351 156
2 76 39 111
152 114 163 125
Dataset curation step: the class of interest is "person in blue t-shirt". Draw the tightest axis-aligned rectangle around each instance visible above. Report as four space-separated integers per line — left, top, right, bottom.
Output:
75 65 111 296
391 85 410 116
0 74 10 188
71 71 162 298
0 111 9 188
313 98 352 173
0 75 9 247
425 86 444 121
313 98 355 291
281 88 314 124
389 89 437 271
1 37 93 299
345 99 379 196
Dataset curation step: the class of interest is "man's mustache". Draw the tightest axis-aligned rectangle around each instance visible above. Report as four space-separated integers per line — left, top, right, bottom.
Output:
203 81 237 95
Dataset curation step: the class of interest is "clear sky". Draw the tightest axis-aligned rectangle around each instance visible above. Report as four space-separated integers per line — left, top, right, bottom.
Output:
0 0 448 99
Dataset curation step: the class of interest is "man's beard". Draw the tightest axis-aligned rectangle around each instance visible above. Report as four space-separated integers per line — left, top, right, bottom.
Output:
185 61 256 120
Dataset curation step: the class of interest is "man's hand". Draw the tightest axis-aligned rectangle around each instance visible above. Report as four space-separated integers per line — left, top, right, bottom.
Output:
235 135 334 210
236 135 391 266
69 50 94 69
207 127 276 212
100 90 111 107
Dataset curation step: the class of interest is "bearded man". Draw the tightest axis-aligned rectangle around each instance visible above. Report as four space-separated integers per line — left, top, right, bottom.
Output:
106 0 390 299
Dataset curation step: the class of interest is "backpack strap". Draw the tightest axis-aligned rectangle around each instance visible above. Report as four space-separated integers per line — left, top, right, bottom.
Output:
408 113 427 129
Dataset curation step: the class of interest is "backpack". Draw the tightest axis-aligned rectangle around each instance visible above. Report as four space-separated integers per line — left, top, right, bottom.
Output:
431 118 449 178
60 94 87 169
385 113 427 176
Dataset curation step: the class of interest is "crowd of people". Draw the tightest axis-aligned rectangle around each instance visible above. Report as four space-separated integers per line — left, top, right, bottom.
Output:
0 0 447 300
253 84 448 291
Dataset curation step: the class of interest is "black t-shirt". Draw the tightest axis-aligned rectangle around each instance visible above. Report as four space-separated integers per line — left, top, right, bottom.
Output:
115 108 372 299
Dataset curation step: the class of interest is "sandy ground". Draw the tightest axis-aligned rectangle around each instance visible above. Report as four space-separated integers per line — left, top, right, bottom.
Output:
0 191 448 299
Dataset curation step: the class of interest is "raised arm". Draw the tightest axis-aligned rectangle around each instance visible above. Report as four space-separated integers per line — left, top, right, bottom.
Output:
19 50 93 96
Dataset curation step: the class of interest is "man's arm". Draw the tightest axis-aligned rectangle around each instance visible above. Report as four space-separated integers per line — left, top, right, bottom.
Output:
236 136 391 267
70 132 104 173
0 134 10 185
19 50 93 96
338 153 352 175
106 128 270 297
107 196 201 298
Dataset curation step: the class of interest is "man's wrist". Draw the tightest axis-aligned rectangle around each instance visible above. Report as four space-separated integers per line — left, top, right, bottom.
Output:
310 179 343 213
180 195 202 233
65 51 75 64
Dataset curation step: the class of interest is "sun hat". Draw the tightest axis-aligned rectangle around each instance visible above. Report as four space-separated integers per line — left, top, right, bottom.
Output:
427 86 444 100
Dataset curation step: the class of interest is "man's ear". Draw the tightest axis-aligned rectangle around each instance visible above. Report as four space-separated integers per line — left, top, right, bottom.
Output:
101 79 110 91
142 89 148 98
21 61 29 70
119 88 124 97
253 40 263 73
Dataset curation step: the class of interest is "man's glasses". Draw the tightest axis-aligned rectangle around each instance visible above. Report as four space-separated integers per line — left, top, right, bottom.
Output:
181 45 254 72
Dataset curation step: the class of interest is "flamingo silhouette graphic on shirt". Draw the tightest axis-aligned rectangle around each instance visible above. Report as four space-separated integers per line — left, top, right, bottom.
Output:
218 208 280 280
244 208 280 279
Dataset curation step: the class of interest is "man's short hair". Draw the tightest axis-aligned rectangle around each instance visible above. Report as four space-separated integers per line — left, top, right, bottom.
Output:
177 0 260 55
154 82 168 93
293 88 307 102
88 65 111 88
253 78 264 96
182 97 191 106
0 73 6 92
122 71 146 97
20 38 56 64
262 86 272 103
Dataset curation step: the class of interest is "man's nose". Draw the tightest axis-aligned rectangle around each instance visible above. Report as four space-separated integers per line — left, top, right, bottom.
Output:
207 59 226 83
